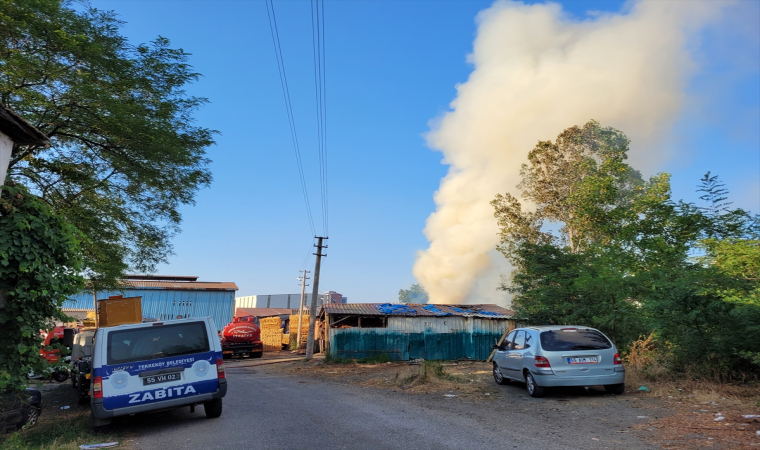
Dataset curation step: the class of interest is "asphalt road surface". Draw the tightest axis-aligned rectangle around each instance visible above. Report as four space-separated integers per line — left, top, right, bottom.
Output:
123 364 658 450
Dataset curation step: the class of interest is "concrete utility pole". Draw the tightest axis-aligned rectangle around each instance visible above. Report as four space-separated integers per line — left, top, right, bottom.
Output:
296 270 310 349
305 236 327 360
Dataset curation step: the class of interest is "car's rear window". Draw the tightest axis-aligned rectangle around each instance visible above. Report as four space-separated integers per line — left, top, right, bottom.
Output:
539 329 612 351
106 321 210 365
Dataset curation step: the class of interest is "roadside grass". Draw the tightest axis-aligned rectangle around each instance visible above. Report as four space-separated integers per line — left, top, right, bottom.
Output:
357 353 392 364
624 333 760 409
623 333 760 448
363 361 498 397
323 352 353 365
0 412 127 450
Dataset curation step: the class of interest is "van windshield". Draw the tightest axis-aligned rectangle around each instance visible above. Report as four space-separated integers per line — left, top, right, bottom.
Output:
106 321 210 365
539 329 612 351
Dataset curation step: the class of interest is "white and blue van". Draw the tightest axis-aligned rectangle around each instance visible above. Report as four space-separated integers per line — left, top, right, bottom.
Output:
90 317 227 429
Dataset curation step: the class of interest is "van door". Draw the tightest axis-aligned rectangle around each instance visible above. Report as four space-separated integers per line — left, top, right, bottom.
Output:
97 320 220 410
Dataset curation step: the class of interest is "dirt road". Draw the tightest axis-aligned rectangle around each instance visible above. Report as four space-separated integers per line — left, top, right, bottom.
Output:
123 360 661 450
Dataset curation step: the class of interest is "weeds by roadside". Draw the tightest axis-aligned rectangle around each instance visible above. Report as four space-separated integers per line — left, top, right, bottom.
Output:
0 412 126 450
323 352 353 365
325 352 393 365
357 353 391 364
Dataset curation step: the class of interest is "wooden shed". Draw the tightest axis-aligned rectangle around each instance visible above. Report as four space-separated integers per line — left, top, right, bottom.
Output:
320 303 515 361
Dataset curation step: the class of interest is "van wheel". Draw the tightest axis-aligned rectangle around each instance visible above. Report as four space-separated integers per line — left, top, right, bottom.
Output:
525 372 545 398
605 383 625 395
204 398 223 418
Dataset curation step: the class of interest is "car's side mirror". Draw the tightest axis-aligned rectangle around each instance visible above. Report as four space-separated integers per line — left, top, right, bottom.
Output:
492 344 500 350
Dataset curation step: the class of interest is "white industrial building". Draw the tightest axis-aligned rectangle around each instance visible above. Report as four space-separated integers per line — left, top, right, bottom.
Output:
235 291 346 310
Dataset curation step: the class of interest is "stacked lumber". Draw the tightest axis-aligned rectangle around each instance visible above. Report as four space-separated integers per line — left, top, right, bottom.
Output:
289 312 310 349
259 316 283 352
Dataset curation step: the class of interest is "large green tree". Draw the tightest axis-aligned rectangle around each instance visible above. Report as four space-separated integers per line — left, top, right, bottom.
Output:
494 122 760 376
0 0 215 287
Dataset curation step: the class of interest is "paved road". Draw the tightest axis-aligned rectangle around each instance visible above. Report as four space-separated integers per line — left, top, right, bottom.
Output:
125 366 658 450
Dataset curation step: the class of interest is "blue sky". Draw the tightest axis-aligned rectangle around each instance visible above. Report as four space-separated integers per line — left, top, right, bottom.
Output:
93 0 759 303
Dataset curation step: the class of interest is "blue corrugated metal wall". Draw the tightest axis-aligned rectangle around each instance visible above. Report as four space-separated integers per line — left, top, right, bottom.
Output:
63 289 234 331
328 316 513 361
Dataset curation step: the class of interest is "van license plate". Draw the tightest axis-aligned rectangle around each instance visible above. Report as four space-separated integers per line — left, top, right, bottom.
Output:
143 372 181 386
567 357 598 364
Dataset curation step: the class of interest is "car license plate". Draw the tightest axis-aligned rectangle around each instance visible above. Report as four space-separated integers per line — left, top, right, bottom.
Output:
567 357 598 364
142 372 181 386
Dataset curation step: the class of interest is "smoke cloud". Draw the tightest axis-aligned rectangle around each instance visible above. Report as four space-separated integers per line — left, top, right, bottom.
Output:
414 0 730 305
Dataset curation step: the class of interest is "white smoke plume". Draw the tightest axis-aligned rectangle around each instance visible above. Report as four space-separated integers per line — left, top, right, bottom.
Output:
414 0 731 305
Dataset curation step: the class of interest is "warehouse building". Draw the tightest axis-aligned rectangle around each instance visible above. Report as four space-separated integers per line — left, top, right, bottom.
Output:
62 275 237 331
320 303 515 361
235 290 346 310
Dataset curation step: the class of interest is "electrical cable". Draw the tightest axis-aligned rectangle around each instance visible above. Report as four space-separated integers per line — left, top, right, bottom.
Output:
266 0 316 236
299 238 314 272
311 0 328 237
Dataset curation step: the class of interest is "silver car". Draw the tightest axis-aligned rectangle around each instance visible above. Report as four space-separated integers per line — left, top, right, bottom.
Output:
491 326 625 397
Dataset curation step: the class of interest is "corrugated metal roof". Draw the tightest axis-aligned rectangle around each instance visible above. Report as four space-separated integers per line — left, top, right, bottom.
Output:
322 303 514 319
124 275 199 282
122 281 237 290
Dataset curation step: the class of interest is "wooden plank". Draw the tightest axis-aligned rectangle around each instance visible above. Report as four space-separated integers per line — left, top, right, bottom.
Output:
485 326 512 363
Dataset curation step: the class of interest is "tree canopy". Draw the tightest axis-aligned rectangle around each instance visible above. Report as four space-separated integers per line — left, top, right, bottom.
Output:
399 283 429 304
0 0 215 287
493 121 760 377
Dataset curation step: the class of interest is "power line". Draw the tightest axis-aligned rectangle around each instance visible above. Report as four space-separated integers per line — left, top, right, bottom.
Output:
265 0 316 236
298 237 314 272
311 0 329 236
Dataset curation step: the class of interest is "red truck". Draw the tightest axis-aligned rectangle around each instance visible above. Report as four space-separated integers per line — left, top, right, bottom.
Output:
220 316 263 359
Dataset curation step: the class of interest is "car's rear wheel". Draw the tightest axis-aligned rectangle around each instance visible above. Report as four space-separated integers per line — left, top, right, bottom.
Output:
525 372 545 398
605 383 625 395
17 406 40 430
204 398 223 418
492 362 509 385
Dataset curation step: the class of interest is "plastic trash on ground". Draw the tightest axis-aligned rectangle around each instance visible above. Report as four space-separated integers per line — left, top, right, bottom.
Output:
638 386 650 392
79 444 119 449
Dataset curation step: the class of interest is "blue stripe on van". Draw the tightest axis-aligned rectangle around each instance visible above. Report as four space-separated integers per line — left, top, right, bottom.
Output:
103 379 220 409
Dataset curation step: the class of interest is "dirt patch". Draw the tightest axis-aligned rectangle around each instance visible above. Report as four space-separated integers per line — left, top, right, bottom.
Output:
266 359 499 398
631 382 760 449
262 357 760 448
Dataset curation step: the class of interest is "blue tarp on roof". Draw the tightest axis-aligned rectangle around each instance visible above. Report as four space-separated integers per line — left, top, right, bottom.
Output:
422 305 452 316
447 306 501 316
374 303 417 315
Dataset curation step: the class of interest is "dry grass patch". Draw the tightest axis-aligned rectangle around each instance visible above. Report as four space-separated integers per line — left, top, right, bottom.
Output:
270 359 499 399
361 361 497 397
624 334 760 448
